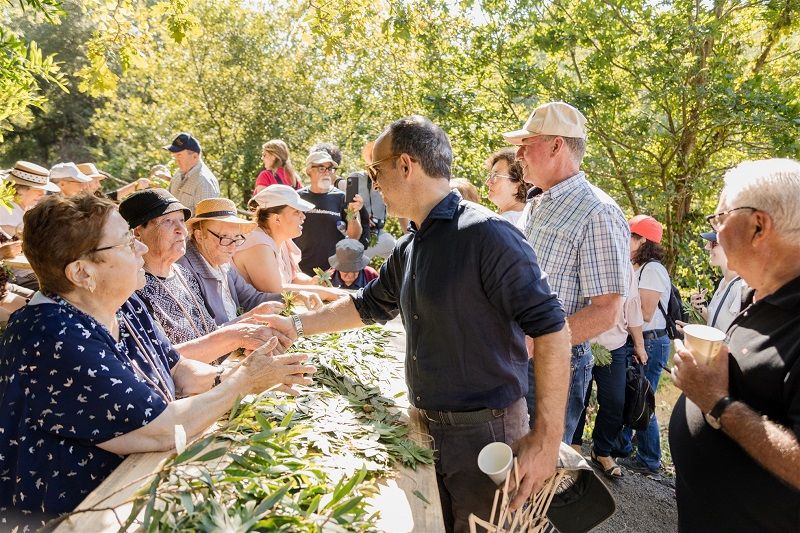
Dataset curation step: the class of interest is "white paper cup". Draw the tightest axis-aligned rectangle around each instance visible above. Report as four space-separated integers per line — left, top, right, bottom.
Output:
477 442 513 485
682 324 727 365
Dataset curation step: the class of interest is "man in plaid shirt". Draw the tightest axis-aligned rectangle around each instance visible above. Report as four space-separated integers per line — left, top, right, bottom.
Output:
504 101 630 443
164 132 221 215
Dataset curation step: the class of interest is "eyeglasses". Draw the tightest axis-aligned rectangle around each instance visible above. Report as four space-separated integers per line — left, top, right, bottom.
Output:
485 172 517 184
705 206 757 230
366 154 402 184
91 231 137 253
311 165 337 174
206 228 246 247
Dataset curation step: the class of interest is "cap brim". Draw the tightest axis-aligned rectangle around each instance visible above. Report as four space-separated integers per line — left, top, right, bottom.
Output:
700 232 717 242
295 198 315 212
502 129 533 145
164 144 181 152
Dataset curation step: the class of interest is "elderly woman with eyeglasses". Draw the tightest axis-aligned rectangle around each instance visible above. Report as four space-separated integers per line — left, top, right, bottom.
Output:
178 197 323 324
485 148 531 225
0 194 315 528
118 190 291 361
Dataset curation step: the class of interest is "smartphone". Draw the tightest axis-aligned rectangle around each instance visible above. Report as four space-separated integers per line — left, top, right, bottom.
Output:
345 175 359 204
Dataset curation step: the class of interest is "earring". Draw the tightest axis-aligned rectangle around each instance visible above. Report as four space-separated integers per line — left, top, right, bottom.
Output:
87 281 96 293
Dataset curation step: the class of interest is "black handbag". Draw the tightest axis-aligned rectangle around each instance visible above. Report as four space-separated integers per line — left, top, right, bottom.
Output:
623 362 655 431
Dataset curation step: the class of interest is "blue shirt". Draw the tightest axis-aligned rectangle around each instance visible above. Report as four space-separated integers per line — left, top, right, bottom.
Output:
352 192 566 412
0 294 179 525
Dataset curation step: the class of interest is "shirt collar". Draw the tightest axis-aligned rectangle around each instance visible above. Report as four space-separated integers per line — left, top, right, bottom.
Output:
185 240 224 281
409 191 461 233
746 273 800 310
542 171 586 200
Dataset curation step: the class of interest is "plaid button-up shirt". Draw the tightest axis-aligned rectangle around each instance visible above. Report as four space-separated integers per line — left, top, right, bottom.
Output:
519 172 630 320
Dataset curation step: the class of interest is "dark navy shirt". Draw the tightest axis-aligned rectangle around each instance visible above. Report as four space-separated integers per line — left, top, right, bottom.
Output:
352 192 566 412
0 293 178 528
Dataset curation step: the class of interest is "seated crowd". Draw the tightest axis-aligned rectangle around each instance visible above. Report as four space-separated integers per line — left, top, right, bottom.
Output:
1 112 798 533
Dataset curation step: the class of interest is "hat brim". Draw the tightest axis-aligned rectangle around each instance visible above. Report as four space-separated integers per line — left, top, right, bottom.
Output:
7 176 61 192
186 214 257 233
164 144 182 152
129 201 191 229
52 175 93 184
700 232 717 242
502 129 534 145
328 254 371 272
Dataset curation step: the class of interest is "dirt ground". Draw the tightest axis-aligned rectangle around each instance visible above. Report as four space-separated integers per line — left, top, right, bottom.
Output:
580 376 682 532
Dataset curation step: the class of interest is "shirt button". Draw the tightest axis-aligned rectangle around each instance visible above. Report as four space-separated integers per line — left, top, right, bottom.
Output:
412 355 417 361
416 396 421 401
413 314 419 320
412 274 416 280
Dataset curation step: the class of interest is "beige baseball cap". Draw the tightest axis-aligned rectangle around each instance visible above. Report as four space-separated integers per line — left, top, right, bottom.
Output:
503 101 587 145
248 184 315 211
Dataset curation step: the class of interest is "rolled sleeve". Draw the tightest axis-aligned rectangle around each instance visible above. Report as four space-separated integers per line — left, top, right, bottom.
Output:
480 220 566 338
351 246 402 324
578 207 629 299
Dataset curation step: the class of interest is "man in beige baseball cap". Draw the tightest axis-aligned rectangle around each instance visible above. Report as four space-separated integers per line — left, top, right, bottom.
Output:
49 162 92 197
505 102 632 466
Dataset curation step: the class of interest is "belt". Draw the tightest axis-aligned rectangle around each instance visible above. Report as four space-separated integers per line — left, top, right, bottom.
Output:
419 406 507 425
642 329 668 340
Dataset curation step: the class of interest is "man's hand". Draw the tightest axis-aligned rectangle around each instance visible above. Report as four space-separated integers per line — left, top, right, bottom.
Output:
226 322 293 353
263 314 300 342
348 193 364 213
671 339 729 412
509 431 560 510
239 301 285 323
297 291 323 310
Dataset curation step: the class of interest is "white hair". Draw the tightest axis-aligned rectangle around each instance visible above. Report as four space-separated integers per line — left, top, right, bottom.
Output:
723 158 800 241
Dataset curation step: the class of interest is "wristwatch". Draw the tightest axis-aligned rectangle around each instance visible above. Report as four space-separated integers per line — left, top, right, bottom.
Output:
704 396 735 429
290 314 304 337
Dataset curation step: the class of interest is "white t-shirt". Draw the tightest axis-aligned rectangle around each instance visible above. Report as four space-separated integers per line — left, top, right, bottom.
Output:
637 261 671 332
0 201 24 234
501 210 523 225
707 276 743 332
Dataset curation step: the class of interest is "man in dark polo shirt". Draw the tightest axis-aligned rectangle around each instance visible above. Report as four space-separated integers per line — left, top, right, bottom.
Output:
669 158 800 532
266 116 572 532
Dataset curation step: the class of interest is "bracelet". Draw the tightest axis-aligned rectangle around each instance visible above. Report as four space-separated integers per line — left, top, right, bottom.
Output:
213 366 224 388
290 314 304 337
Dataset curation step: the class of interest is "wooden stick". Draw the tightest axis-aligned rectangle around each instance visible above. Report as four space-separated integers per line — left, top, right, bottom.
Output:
489 486 500 525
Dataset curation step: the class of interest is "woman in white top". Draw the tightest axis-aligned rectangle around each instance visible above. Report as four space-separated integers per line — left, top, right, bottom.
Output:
233 185 345 301
689 231 742 332
484 148 531 225
617 214 672 476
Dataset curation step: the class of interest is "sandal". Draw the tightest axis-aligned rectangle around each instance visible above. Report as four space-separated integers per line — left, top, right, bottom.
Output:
591 451 623 479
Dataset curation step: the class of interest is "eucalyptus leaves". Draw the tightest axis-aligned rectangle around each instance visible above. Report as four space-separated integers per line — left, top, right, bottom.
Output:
122 326 432 531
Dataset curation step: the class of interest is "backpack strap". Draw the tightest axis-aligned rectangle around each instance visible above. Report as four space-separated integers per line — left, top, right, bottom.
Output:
709 276 742 329
638 260 669 322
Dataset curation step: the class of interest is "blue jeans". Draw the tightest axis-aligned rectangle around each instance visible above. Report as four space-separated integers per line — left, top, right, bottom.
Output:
571 342 631 456
527 343 593 443
618 334 670 470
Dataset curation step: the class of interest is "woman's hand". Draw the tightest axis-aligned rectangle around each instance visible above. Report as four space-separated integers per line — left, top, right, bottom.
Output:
0 240 22 259
237 338 316 395
224 322 293 353
240 301 285 322
316 286 348 302
297 291 323 310
633 346 648 365
690 289 708 310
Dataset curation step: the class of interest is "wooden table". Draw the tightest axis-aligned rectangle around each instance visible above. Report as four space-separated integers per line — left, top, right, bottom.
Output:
55 319 443 532
4 254 30 270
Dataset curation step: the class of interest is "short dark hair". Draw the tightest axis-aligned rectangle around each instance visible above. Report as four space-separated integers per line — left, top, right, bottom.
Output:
486 148 531 203
632 234 665 265
387 115 452 180
309 142 342 166
23 193 117 295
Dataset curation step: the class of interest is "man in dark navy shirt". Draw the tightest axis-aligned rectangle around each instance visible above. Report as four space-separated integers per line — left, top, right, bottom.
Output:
268 116 572 533
670 159 800 532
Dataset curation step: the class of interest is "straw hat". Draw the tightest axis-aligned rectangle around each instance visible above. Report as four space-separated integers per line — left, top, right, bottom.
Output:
186 198 256 232
76 163 106 180
1 161 60 192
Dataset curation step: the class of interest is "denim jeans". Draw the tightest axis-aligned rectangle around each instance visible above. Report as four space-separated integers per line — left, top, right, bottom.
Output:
527 343 593 443
618 334 670 470
425 398 529 533
571 342 631 456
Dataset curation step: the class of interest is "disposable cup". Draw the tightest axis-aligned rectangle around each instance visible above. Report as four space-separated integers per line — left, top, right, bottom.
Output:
477 442 513 485
682 324 727 365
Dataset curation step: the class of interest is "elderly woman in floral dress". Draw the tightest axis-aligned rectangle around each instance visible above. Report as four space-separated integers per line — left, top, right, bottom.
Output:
0 194 315 529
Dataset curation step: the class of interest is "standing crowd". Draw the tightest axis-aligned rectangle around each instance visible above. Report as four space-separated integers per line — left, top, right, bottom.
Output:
1 102 798 533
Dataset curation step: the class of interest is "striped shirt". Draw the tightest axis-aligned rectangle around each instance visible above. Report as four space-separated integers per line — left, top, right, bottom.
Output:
519 172 630 319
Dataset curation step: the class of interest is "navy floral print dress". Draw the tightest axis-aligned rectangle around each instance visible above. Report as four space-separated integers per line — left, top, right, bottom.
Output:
0 293 179 529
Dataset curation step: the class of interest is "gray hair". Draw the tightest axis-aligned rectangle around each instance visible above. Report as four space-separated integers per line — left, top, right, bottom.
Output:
723 158 800 241
386 115 452 179
540 135 586 164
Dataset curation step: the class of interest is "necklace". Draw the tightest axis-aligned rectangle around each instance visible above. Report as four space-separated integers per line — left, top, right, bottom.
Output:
145 265 215 337
54 295 175 404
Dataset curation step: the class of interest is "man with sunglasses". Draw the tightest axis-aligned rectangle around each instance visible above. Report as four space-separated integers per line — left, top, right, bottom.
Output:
669 159 800 532
292 150 369 275
267 116 572 532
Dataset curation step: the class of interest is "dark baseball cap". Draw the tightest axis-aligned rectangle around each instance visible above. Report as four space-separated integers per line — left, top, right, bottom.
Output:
164 132 201 153
118 189 191 229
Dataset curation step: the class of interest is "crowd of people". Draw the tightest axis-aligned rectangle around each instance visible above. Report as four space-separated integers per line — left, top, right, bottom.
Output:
0 102 798 533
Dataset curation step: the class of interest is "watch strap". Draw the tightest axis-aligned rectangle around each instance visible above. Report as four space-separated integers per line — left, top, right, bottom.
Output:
705 396 734 429
213 367 224 388
291 314 304 337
